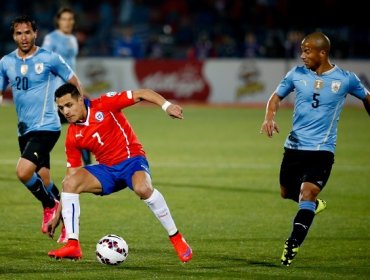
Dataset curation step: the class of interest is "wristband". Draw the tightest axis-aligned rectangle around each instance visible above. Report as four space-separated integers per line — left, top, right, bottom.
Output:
161 101 171 111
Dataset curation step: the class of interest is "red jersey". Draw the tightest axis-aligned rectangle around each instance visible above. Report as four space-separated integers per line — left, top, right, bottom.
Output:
65 91 146 167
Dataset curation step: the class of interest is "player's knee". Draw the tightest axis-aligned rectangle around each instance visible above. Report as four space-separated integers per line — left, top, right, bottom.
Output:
280 186 289 199
16 167 33 183
61 176 79 193
134 183 153 200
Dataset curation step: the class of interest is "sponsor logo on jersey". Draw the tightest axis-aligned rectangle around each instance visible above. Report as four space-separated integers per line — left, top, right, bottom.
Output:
75 131 83 138
95 111 104 121
20 64 28 75
314 79 324 90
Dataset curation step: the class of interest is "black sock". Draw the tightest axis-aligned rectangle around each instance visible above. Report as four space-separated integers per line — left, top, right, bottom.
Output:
50 184 61 201
289 209 315 245
27 177 55 208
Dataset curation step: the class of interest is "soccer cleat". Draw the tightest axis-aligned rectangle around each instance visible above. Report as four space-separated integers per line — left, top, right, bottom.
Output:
315 198 327 215
281 238 299 266
169 232 193 263
57 224 67 243
48 239 82 260
42 200 59 234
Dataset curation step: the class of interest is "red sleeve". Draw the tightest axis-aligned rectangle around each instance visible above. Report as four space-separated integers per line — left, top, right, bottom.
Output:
93 90 136 112
65 126 82 168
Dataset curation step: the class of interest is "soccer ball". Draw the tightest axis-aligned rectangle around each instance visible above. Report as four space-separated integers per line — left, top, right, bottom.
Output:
96 234 129 265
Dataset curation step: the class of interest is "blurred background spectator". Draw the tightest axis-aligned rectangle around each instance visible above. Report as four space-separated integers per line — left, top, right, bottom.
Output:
0 0 368 59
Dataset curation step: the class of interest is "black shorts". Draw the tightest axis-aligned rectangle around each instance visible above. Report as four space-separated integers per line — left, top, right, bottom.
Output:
279 148 334 192
18 130 61 171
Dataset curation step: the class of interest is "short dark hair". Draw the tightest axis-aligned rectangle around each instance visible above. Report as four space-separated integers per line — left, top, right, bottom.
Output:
11 15 37 34
55 7 75 28
55 83 81 100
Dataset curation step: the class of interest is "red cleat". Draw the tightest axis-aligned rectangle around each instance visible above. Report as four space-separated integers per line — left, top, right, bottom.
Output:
48 239 82 260
170 232 193 263
42 200 59 234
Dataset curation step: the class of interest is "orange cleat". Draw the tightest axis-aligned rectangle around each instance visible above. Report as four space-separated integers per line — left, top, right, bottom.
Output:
42 200 59 234
48 239 82 260
169 232 193 263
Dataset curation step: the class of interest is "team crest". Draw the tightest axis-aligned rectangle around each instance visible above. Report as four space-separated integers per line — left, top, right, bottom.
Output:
95 111 104 122
106 91 117 97
20 64 28 75
331 81 341 93
35 63 44 74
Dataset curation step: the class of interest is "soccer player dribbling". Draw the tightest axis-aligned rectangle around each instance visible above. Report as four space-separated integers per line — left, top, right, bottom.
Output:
47 83 193 263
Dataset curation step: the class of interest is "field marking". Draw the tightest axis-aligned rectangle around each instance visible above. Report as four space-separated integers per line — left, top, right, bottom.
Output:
0 159 369 170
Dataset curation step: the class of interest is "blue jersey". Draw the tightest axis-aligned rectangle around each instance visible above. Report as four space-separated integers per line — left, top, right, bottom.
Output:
42 30 78 90
0 47 75 136
276 65 368 153
42 30 78 70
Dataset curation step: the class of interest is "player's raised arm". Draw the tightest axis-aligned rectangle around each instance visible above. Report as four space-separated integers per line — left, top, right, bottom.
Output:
132 88 184 120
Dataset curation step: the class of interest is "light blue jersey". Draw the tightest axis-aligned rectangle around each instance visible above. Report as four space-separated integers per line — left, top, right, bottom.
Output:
42 30 78 90
0 47 75 136
276 65 368 153
42 30 78 70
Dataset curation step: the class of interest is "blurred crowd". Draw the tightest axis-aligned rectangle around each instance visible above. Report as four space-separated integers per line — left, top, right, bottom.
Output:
1 0 369 59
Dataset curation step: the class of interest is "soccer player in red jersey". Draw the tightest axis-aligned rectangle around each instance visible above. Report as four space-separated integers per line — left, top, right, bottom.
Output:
47 83 192 263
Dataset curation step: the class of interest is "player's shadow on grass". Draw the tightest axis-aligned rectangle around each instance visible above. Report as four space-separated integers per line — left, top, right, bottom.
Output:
218 256 279 268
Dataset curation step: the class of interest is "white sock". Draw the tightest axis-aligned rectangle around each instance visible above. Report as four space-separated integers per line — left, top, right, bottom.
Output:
61 192 80 240
144 189 178 236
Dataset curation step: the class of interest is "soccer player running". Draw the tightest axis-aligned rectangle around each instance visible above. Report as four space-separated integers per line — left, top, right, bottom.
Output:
42 7 92 167
260 32 370 266
47 83 193 263
0 15 85 243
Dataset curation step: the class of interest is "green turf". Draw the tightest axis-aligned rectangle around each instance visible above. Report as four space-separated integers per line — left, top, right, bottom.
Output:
0 103 369 280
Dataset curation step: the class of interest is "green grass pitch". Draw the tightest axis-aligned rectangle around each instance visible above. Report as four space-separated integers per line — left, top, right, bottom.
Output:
0 103 369 279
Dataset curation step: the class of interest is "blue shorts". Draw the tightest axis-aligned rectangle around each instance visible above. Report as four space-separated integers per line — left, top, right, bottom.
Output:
84 156 151 195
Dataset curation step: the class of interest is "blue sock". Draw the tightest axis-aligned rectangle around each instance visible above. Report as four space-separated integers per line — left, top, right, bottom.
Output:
25 173 39 188
24 173 54 208
299 200 316 212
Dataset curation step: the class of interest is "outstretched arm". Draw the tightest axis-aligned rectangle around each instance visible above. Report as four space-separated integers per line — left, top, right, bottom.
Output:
260 93 282 138
132 88 184 119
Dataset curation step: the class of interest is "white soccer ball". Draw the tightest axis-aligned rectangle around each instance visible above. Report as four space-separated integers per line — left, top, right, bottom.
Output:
96 234 129 265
